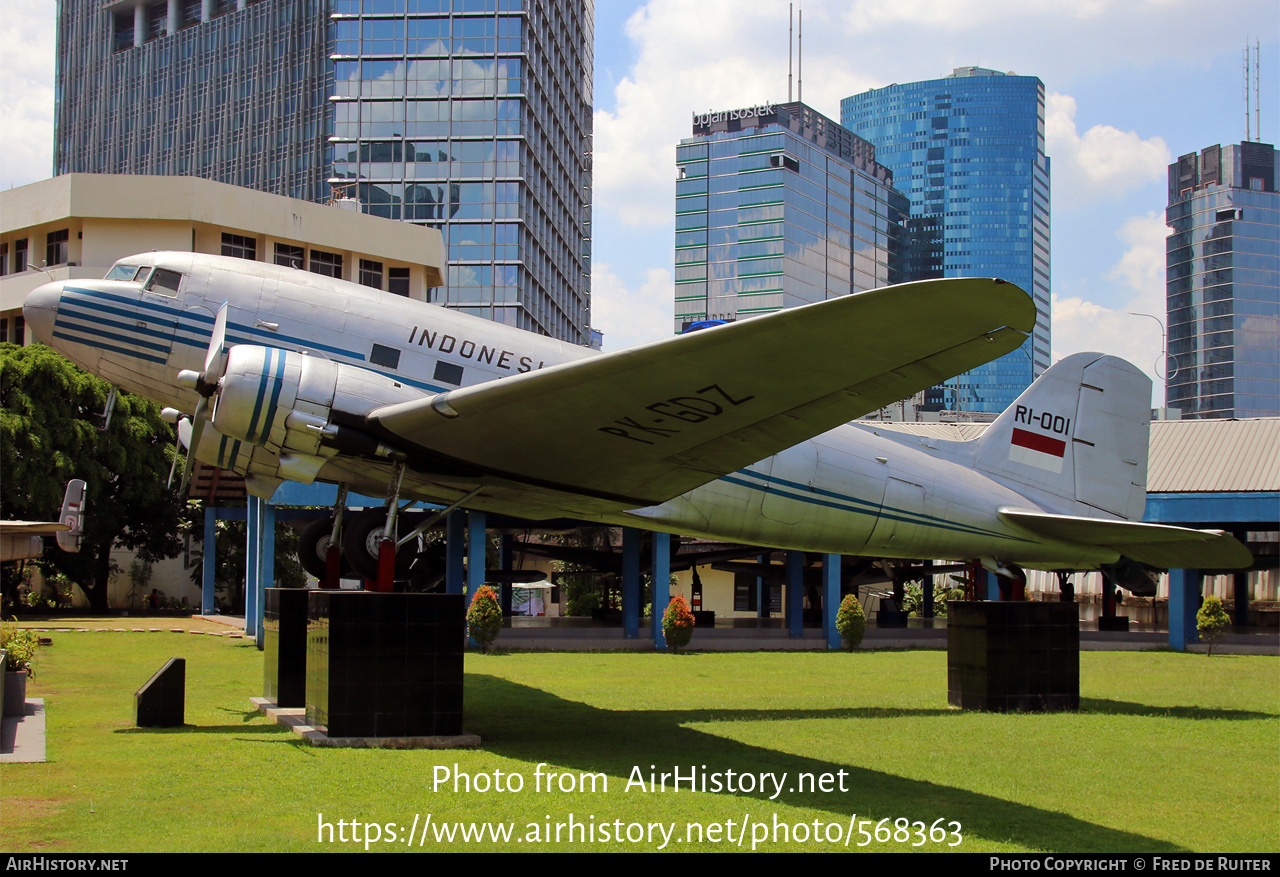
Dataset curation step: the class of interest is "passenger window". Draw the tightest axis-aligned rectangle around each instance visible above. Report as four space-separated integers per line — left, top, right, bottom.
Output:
145 268 183 296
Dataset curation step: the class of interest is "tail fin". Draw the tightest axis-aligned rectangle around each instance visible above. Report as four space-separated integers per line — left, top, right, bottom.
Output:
975 353 1151 520
55 479 87 553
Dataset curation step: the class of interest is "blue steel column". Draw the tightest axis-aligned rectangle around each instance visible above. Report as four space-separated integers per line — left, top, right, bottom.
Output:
986 571 1000 601
651 532 669 650
202 506 216 614
445 510 466 595
245 496 260 635
622 528 641 638
257 502 275 646
786 550 804 638
823 553 840 650
1169 568 1202 651
467 511 487 593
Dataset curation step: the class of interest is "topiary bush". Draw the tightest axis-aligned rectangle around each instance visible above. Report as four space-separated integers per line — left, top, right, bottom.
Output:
836 594 866 651
662 595 695 652
466 585 503 654
1196 595 1230 656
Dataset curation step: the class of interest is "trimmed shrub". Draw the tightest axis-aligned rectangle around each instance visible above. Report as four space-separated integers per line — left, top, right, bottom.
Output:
467 585 503 654
662 595 695 652
1196 595 1230 656
836 594 866 651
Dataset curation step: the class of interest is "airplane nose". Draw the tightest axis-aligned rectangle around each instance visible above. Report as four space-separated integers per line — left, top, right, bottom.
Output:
23 281 62 344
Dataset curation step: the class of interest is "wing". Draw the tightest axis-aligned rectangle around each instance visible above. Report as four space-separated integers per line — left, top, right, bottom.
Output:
998 509 1254 570
368 278 1035 507
0 521 71 535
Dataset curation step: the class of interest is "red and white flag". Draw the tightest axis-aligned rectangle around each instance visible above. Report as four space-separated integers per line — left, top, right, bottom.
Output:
1008 427 1066 474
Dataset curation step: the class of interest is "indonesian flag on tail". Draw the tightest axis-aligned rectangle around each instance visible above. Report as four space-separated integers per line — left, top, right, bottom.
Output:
1008 427 1066 474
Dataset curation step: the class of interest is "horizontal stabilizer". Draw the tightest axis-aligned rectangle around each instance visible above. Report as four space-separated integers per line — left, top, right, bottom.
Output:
370 278 1035 506
998 509 1253 571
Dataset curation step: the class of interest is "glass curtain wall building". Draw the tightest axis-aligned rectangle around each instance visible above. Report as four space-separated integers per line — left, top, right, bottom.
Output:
674 101 907 333
842 67 1051 414
1165 141 1279 418
55 0 593 345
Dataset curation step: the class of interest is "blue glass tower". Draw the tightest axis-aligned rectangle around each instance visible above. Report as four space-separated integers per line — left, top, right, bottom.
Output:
842 67 1051 413
55 0 592 344
674 101 907 333
1166 141 1279 418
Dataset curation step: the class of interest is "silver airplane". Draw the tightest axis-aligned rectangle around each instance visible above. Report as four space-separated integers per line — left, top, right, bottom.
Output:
22 251 1250 588
1 480 86 563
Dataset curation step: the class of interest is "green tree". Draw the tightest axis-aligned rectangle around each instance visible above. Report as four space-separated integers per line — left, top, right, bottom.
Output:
0 343 183 613
836 594 866 651
1196 595 1231 656
467 585 503 653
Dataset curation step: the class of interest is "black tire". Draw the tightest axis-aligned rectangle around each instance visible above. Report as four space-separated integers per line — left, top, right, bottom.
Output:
341 507 416 581
298 518 352 580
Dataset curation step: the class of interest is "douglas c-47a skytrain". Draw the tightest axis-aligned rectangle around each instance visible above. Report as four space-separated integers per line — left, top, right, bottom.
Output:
23 251 1251 590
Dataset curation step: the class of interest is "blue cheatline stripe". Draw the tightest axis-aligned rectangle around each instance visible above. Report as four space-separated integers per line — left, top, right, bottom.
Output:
59 297 180 334
227 319 366 361
246 348 274 444
54 314 171 355
51 329 169 365
723 468 1028 543
56 304 176 344
64 287 215 323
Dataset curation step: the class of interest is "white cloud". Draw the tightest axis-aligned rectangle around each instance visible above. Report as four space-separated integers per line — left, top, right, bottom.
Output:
589 262 674 351
0 3 56 189
1052 212 1170 399
1046 93 1170 209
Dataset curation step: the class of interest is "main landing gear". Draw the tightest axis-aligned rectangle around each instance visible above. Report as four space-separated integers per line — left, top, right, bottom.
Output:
297 475 483 592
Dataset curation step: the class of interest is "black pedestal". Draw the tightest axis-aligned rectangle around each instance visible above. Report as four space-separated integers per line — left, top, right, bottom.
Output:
1098 616 1130 632
136 657 185 727
947 601 1079 712
264 588 310 707
306 592 464 738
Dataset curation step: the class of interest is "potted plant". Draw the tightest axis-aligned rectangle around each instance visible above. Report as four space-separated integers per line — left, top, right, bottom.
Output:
1 617 40 717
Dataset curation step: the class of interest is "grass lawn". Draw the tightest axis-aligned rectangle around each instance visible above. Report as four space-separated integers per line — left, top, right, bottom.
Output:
1 629 1276 853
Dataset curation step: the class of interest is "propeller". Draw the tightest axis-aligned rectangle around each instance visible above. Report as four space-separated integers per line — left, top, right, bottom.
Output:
173 303 230 493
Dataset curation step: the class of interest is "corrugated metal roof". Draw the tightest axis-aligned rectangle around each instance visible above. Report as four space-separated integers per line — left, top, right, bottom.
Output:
870 417 1280 493
1147 418 1280 492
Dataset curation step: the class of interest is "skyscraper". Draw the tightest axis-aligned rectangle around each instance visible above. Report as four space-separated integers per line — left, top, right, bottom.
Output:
842 67 1051 414
54 0 592 344
673 101 907 333
1165 141 1279 418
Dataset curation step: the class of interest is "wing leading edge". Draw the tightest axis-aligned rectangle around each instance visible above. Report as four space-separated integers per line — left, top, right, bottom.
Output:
369 278 1036 506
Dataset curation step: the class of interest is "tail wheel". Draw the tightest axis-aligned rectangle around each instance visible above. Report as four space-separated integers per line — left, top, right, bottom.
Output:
341 507 417 581
298 518 352 580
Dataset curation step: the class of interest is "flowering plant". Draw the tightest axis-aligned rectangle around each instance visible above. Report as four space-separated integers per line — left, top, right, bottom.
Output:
662 595 695 652
467 585 503 654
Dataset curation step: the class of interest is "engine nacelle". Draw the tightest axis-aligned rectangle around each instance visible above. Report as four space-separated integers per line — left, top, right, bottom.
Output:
211 345 426 459
1101 557 1161 597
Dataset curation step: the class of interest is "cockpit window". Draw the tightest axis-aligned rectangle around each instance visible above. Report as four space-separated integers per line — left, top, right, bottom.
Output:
145 268 183 296
105 263 147 282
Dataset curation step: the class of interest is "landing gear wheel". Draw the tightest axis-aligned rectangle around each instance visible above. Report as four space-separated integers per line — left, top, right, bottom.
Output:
298 518 352 580
341 507 416 582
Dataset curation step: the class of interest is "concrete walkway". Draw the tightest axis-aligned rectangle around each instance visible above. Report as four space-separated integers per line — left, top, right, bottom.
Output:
1 699 46 763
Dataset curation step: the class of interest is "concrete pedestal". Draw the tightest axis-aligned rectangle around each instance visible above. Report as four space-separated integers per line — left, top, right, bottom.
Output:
947 601 1079 712
305 592 464 738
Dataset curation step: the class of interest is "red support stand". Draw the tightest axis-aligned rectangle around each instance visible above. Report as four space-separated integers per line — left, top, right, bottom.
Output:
322 543 341 590
375 537 396 592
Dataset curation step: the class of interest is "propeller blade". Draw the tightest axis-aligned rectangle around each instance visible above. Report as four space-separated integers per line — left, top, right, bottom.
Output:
204 302 230 384
178 399 209 494
166 416 192 489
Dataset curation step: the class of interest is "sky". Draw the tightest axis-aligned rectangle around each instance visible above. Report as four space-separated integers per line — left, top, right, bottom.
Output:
2 0 1276 403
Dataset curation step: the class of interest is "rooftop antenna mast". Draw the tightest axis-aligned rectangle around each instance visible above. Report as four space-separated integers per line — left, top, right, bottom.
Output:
1255 39 1261 141
798 6 803 103
788 3 793 102
1243 42 1252 141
